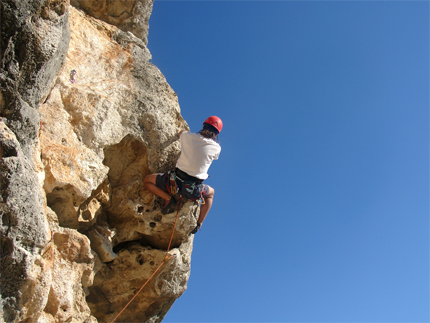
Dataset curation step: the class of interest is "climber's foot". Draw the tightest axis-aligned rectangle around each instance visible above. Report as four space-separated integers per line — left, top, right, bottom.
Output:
161 198 177 214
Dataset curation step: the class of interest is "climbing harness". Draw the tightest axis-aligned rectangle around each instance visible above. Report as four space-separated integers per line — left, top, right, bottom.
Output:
165 170 206 204
70 69 77 83
109 198 182 323
177 175 196 199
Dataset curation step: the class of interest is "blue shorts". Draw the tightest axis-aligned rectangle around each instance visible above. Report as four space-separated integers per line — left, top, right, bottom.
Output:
155 173 209 200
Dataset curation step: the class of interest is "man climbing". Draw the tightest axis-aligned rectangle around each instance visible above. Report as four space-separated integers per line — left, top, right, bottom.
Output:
143 116 222 234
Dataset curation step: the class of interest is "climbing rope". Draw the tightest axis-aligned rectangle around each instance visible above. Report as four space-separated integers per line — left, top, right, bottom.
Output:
109 198 182 323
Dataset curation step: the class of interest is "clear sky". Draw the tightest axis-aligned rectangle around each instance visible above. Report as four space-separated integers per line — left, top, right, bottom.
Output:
148 1 429 322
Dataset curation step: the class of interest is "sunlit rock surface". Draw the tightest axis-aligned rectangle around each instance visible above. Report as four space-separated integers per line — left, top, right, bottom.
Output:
71 0 153 44
1 1 198 322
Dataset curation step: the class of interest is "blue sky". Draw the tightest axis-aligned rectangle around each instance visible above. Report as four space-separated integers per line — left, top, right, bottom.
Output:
148 1 429 322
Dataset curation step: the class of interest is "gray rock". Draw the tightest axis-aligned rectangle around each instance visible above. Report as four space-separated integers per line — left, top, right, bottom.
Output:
1 0 70 320
0 120 50 322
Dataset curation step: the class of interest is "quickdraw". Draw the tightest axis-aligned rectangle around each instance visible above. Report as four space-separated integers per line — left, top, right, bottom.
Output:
198 191 205 205
168 170 178 195
70 69 77 83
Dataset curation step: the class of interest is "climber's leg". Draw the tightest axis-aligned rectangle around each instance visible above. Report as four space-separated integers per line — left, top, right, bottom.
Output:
144 173 179 214
143 174 171 201
197 186 214 226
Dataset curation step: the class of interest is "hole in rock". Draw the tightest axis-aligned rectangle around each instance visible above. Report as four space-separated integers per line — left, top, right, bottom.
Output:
149 222 156 228
137 206 144 213
137 254 145 265
113 233 182 253
0 142 18 158
113 240 139 254
46 185 84 229
1 237 14 257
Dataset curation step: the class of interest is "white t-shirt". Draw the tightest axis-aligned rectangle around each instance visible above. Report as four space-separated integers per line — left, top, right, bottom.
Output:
176 131 221 180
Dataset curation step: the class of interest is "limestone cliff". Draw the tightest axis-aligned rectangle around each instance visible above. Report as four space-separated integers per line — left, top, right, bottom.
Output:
1 1 199 322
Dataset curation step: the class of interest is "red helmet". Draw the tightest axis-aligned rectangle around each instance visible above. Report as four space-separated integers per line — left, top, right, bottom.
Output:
203 116 223 133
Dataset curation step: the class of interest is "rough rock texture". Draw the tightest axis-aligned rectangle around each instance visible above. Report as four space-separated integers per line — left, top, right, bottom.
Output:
70 0 153 44
1 1 198 322
38 207 96 323
1 0 72 321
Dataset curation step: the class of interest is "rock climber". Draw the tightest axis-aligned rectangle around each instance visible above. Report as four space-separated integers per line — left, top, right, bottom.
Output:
143 116 222 234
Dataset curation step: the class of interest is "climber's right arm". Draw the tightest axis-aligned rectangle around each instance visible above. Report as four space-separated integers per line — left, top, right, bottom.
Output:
178 130 187 138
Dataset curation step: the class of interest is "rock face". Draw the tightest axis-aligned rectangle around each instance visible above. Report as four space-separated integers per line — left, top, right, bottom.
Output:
70 0 153 44
1 1 198 322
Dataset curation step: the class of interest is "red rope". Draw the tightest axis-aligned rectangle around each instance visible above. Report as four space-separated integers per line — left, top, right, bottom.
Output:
110 199 182 323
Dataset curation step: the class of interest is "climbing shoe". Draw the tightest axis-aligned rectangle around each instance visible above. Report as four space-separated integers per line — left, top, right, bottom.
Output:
161 198 177 214
191 223 201 234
